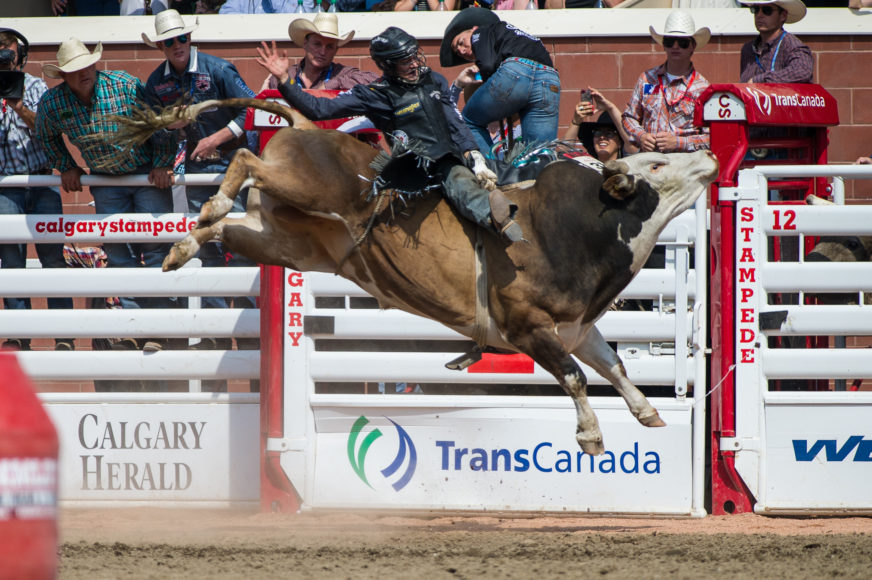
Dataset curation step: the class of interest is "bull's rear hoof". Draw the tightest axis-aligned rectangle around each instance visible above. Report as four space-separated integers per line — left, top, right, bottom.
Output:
637 408 667 428
576 433 605 456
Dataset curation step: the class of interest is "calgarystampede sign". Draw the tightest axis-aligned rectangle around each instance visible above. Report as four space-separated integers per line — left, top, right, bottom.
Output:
77 415 205 491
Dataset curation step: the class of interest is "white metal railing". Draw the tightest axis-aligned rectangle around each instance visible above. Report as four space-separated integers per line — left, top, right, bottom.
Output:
0 173 258 389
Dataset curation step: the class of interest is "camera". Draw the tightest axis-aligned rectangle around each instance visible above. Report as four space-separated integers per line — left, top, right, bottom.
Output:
0 70 24 100
580 89 593 105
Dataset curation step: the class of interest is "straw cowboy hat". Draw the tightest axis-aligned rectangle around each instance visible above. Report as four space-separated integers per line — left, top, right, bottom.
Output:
740 0 807 24
42 38 103 79
439 7 500 68
288 13 354 48
141 9 199 48
649 10 711 50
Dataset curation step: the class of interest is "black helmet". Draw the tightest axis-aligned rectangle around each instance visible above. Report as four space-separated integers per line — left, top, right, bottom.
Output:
370 27 426 82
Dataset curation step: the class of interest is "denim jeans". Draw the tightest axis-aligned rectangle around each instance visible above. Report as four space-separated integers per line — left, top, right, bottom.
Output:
185 159 256 310
462 59 561 157
70 0 121 15
90 181 175 310
0 186 73 311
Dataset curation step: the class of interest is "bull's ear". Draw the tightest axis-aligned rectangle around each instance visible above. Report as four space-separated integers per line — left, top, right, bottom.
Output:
602 160 629 180
603 174 636 200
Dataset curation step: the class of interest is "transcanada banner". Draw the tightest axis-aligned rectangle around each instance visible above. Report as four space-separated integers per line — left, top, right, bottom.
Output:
309 404 693 514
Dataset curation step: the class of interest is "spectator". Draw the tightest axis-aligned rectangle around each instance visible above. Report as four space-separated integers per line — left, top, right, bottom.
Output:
35 38 177 352
544 0 622 7
739 0 813 83
856 156 871 165
256 26 524 243
564 88 638 162
622 10 711 153
392 0 457 10
143 9 259 364
260 13 379 92
51 0 120 15
440 8 561 157
0 28 74 352
219 0 308 13
120 0 200 14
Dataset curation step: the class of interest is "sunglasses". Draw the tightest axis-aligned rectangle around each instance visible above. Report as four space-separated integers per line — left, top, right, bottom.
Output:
593 129 619 140
162 34 189 48
663 37 692 49
750 5 779 15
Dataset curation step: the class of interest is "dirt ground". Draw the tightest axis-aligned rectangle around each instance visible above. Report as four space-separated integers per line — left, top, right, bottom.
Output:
57 508 872 579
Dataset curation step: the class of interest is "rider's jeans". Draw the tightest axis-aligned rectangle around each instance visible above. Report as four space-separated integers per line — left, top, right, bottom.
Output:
461 58 561 157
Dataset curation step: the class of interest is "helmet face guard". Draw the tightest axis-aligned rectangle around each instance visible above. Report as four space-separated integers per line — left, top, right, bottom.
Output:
370 27 428 84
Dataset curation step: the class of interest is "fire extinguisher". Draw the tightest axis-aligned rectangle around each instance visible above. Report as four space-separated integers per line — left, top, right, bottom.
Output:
0 353 59 580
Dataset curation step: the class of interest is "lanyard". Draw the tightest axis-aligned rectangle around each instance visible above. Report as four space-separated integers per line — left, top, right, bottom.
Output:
294 62 334 88
755 30 786 73
659 70 696 108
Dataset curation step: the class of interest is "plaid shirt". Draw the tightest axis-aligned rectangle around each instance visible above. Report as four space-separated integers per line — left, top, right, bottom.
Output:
622 63 710 152
36 70 175 175
0 73 51 175
740 31 813 84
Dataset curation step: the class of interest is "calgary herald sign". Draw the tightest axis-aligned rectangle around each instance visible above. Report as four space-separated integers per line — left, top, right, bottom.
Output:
699 83 839 127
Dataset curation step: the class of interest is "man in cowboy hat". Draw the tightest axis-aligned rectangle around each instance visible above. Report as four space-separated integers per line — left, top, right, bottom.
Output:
0 28 74 352
739 0 812 83
142 9 259 363
622 10 711 154
258 12 378 92
439 7 560 157
35 37 177 352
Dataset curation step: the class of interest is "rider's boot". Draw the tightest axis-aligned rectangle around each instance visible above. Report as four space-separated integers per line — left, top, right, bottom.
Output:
488 189 524 243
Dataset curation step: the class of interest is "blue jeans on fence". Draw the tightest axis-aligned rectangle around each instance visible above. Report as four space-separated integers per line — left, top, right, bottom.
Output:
462 59 561 157
185 160 256 311
90 181 175 311
0 186 73 311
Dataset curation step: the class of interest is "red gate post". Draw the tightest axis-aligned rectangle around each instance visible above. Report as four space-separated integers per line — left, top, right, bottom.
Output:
696 83 839 514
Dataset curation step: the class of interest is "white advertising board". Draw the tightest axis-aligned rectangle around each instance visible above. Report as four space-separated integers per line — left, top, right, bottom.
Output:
758 396 872 513
305 402 693 514
43 397 260 506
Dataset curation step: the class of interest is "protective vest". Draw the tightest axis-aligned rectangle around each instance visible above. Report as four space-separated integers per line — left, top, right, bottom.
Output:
378 71 463 163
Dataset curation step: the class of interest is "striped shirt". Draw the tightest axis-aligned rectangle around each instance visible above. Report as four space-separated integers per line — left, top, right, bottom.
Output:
622 63 710 153
36 70 175 175
740 31 813 84
0 73 51 175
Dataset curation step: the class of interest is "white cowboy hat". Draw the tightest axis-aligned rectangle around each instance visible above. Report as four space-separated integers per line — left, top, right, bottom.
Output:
649 10 711 50
288 13 354 48
740 0 807 24
141 9 199 48
42 38 103 79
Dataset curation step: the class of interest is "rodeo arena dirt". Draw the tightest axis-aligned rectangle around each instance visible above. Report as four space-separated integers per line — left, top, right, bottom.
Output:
3 7 872 580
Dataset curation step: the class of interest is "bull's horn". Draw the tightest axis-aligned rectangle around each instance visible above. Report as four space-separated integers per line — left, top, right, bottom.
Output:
805 194 834 206
602 160 630 179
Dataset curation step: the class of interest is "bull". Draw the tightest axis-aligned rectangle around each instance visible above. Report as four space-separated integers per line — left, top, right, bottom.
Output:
116 99 719 455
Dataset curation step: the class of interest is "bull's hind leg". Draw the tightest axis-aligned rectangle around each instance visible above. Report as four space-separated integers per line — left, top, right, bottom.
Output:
511 325 605 455
198 149 261 225
572 327 665 428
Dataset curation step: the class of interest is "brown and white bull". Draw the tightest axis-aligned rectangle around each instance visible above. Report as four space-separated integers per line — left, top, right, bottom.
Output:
140 99 718 454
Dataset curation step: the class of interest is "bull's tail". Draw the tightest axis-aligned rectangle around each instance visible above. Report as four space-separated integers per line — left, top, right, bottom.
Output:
106 97 317 151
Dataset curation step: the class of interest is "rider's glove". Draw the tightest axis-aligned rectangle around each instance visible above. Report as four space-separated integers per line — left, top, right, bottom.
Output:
467 150 497 191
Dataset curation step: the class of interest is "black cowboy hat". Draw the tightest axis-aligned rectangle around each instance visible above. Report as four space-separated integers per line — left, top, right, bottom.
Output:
578 112 622 156
439 7 500 68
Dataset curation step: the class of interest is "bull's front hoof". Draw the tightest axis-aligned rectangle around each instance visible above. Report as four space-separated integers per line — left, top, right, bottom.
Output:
162 238 199 272
199 192 233 225
637 408 667 428
576 432 605 456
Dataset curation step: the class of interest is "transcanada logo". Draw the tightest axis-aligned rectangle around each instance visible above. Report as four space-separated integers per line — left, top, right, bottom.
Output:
793 436 872 462
347 416 417 491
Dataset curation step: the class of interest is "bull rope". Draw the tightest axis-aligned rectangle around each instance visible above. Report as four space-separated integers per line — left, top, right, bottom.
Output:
334 185 389 273
472 231 489 347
